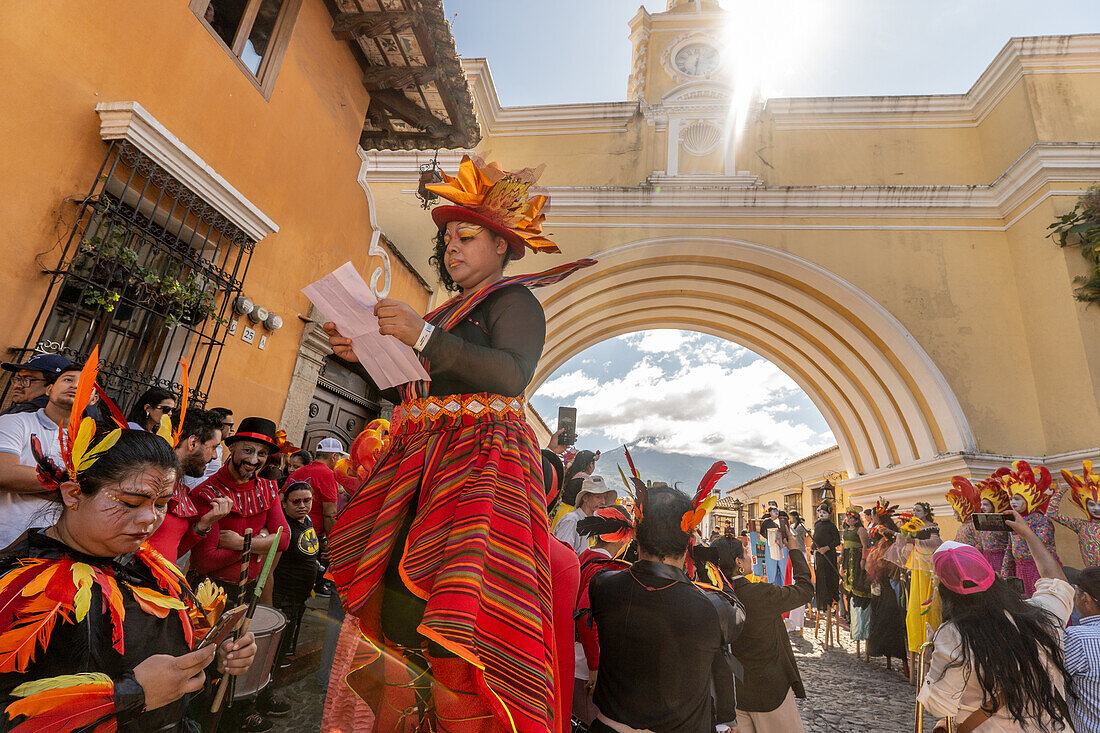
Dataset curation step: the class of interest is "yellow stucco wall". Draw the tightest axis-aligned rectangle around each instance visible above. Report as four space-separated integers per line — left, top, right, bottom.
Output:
0 0 430 423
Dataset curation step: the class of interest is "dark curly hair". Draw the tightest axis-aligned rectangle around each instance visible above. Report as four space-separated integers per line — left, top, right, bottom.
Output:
428 227 513 293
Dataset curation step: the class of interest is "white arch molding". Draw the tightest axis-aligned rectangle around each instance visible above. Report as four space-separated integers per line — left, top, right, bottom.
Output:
531 237 977 478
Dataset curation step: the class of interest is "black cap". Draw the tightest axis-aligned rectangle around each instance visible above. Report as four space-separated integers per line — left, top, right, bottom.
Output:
223 417 279 450
1 353 73 375
1064 566 1100 599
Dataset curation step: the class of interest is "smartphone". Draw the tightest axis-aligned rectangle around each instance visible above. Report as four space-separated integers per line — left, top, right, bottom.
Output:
557 406 577 446
195 605 248 651
972 512 1013 532
778 515 791 542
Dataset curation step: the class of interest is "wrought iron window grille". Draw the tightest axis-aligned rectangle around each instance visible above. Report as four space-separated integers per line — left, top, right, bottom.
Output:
10 141 255 414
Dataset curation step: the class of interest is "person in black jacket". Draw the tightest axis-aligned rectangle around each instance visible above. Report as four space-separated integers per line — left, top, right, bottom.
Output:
811 500 842 613
724 525 814 732
589 484 745 733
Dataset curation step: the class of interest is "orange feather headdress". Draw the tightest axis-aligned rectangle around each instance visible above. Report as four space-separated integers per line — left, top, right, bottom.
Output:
29 346 122 490
977 473 1011 513
946 477 982 522
997 460 1056 515
426 155 559 260
578 505 635 544
682 461 728 534
1061 461 1100 515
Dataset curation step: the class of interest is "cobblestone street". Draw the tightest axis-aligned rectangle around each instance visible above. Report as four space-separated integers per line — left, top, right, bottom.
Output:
266 608 934 733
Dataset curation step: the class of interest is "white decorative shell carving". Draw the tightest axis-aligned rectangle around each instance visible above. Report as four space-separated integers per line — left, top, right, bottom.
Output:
680 120 723 156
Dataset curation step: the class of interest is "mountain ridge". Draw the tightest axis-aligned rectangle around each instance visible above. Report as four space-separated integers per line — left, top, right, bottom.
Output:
593 445 767 495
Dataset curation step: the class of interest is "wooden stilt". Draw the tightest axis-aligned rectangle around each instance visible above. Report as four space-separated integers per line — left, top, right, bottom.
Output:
886 655 892 671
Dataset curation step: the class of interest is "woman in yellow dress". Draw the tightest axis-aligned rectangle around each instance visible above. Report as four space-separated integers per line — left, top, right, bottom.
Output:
900 502 942 674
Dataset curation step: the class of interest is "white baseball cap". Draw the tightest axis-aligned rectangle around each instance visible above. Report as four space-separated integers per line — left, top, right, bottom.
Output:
576 475 616 502
316 437 345 454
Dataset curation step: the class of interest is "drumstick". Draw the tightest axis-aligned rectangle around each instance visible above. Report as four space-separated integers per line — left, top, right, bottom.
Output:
211 527 281 713
211 528 252 713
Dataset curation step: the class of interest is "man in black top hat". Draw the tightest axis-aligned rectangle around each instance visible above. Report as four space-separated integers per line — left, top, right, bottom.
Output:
0 353 73 415
589 484 744 732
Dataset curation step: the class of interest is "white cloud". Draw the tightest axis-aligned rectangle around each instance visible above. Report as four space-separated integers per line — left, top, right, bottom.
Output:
535 331 833 468
537 369 600 399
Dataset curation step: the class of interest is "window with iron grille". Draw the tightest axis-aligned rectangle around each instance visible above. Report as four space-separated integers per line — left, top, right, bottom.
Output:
14 141 254 413
783 491 802 517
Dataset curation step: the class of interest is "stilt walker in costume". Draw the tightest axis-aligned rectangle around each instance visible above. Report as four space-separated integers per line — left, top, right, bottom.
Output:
976 476 1012 572
900 502 942 659
0 348 258 732
811 501 841 615
1053 462 1100 567
864 499 909 676
324 155 595 733
946 477 983 550
999 460 1058 597
841 508 871 642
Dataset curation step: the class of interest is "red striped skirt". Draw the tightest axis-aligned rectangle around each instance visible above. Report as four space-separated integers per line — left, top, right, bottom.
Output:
327 393 554 733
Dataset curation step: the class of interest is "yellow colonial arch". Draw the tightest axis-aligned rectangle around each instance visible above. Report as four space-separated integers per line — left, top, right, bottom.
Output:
533 237 977 478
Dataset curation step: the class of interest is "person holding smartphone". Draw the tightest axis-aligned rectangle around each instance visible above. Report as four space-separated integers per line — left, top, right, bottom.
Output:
324 155 595 732
0 396 257 732
917 511 1074 732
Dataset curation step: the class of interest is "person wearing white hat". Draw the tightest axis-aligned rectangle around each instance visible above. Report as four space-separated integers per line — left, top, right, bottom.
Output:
553 474 617 554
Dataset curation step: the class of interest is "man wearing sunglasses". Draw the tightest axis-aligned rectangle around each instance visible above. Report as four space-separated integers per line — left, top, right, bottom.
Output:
0 353 73 416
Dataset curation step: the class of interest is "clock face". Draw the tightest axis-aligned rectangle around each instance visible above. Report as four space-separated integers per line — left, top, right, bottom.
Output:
674 43 720 77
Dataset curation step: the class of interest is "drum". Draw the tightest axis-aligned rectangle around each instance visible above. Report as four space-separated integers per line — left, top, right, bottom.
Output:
232 605 287 700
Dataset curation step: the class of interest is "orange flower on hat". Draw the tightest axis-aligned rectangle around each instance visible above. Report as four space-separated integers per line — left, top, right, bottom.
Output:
1062 461 1100 515
427 155 559 259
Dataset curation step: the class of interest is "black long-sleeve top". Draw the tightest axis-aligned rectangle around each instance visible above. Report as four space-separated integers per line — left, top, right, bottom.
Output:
418 283 546 397
0 531 195 732
590 560 745 733
729 549 815 712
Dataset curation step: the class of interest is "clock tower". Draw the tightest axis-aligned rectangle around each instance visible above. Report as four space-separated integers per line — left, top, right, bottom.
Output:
629 0 745 180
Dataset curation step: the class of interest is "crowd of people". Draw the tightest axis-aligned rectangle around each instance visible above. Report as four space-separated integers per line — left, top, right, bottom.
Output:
1 151 1098 733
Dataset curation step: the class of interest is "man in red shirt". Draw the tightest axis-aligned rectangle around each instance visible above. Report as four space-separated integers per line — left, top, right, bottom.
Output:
573 505 634 727
286 438 341 538
148 409 232 563
189 416 291 598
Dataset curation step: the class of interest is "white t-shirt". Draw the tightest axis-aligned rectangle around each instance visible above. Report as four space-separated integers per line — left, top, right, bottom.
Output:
0 409 63 548
553 507 587 555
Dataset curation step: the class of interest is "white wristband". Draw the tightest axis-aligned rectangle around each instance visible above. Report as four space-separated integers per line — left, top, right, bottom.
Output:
413 323 435 352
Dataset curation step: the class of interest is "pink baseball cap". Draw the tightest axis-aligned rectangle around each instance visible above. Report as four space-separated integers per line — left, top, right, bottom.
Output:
933 540 995 594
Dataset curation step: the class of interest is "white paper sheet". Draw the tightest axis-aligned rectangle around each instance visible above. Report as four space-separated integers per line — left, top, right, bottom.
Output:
302 262 430 390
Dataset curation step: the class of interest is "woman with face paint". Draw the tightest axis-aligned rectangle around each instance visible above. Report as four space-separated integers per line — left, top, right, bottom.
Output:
998 461 1059 598
977 478 1012 571
1051 462 1100 568
900 501 942 660
811 502 842 614
841 509 872 641
324 156 595 733
0 355 257 733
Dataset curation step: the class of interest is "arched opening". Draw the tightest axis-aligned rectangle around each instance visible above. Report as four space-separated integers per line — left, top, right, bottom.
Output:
532 237 975 479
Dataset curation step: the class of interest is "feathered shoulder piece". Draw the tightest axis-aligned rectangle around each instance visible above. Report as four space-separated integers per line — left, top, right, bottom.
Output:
577 505 634 543
0 557 127 674
946 477 981 522
4 672 116 733
1061 461 1100 515
682 461 727 534
998 460 1055 515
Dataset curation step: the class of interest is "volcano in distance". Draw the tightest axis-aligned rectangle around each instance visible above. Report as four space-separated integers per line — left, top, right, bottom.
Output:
595 445 766 496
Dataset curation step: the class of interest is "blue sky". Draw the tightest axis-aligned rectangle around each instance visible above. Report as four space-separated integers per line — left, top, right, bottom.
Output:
446 0 1099 105
448 1 1097 471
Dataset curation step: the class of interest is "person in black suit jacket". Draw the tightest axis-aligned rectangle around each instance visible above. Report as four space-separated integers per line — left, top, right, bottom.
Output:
589 485 744 733
717 527 814 732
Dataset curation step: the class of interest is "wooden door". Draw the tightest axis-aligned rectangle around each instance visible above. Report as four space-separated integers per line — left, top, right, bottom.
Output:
302 356 382 451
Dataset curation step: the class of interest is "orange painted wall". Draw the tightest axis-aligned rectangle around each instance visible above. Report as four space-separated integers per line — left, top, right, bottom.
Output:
0 0 431 422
